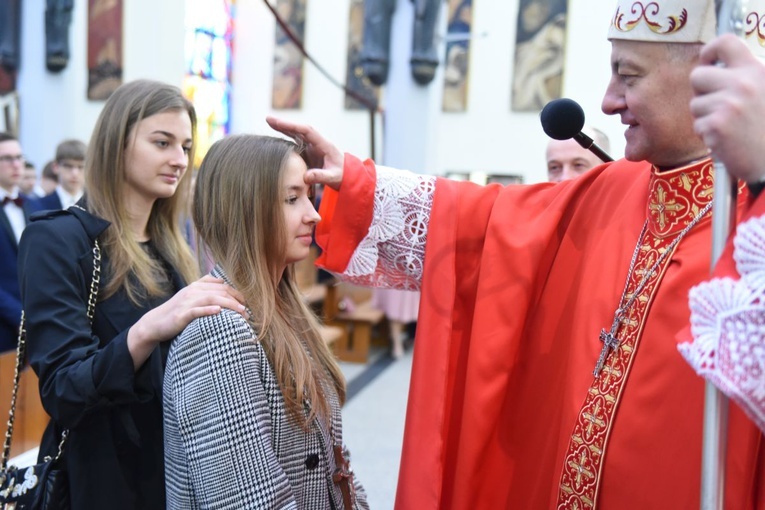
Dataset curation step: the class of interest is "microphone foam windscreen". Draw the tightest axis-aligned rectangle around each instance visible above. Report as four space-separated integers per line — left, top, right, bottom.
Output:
540 98 586 140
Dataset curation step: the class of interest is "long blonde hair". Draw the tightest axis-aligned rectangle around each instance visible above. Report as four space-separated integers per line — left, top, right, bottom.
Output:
193 134 346 428
85 79 199 303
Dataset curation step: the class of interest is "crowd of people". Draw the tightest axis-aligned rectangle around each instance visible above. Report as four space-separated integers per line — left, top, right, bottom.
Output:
0 0 764 508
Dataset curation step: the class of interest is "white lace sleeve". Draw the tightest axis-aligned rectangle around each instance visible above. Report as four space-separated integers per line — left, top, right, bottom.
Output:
678 213 765 432
337 166 436 291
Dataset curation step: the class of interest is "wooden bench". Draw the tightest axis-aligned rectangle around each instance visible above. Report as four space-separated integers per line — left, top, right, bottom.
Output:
324 283 387 363
317 324 344 346
294 248 343 348
0 350 49 458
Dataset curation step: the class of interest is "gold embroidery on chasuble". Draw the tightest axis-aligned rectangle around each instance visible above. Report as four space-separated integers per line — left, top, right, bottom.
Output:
556 160 714 510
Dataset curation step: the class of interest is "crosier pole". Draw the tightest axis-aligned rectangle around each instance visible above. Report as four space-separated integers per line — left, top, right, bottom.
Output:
700 1 747 508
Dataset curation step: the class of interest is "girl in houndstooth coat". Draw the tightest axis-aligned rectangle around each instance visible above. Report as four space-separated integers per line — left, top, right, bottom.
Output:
163 134 369 509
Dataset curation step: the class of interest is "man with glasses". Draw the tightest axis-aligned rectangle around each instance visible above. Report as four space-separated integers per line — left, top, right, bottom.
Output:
0 132 41 351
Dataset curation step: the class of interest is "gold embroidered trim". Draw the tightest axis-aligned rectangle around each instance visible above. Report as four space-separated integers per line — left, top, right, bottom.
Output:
556 160 714 509
612 2 688 35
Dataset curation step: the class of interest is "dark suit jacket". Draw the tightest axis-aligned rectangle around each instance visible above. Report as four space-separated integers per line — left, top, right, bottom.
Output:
0 193 42 351
37 190 63 211
18 206 184 510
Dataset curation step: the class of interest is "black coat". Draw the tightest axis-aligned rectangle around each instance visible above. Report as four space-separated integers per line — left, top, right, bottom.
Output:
18 206 184 510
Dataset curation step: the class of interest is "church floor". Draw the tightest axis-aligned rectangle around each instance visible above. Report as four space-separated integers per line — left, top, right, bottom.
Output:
340 347 412 510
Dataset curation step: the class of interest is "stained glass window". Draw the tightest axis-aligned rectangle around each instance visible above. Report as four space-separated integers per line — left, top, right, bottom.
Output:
184 0 234 168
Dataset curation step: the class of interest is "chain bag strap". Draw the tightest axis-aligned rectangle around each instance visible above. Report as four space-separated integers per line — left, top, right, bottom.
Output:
0 235 101 507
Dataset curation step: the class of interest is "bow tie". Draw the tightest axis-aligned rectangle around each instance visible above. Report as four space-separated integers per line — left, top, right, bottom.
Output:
2 196 23 207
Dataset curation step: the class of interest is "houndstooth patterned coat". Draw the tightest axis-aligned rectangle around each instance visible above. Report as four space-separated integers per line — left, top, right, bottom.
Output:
163 269 369 509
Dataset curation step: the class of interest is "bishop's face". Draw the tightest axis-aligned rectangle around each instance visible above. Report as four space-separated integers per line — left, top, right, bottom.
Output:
601 40 709 168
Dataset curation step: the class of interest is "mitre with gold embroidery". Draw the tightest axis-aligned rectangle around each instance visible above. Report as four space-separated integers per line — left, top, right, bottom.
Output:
609 0 765 59
738 0 765 58
608 0 716 43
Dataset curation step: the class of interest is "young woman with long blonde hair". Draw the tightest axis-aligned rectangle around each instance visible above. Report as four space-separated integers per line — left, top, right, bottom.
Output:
18 79 244 509
163 134 368 509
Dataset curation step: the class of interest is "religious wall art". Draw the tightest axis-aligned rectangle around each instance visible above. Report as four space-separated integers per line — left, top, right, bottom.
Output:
445 172 523 186
87 0 123 100
46 0 74 72
0 67 15 96
444 171 470 181
0 0 20 94
442 0 472 112
272 0 306 110
511 0 567 112
344 0 379 110
487 174 524 185
0 92 19 135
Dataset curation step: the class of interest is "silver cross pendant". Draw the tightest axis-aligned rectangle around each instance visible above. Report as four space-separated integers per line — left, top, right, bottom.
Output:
594 316 621 377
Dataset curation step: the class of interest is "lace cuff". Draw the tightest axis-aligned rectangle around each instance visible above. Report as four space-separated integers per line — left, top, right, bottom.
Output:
678 214 765 431
338 166 436 290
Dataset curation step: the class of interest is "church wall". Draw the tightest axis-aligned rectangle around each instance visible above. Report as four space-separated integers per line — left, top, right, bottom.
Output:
16 0 186 171
232 0 626 183
15 0 626 185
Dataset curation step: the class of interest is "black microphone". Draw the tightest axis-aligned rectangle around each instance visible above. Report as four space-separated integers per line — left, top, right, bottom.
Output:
540 98 614 163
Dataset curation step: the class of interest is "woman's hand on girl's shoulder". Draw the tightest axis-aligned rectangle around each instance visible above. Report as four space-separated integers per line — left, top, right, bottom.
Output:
126 275 246 368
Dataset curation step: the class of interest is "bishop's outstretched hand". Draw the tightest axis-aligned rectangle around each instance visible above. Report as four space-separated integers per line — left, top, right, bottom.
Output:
266 117 345 191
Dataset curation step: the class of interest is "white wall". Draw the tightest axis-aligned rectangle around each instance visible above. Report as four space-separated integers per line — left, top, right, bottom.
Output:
17 0 186 171
232 0 625 184
16 1 626 185
232 0 376 160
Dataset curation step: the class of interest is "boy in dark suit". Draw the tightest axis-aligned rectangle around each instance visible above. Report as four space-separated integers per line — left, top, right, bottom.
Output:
0 132 42 351
39 139 86 210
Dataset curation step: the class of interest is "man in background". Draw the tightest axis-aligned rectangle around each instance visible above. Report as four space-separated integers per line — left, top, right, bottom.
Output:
39 139 86 210
0 132 41 351
19 161 41 197
545 126 611 182
39 161 58 196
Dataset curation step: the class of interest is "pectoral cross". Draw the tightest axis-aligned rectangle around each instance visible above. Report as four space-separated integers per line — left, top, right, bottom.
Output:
594 315 621 377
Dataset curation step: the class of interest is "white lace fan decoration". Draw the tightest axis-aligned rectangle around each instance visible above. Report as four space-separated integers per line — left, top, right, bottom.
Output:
679 214 765 432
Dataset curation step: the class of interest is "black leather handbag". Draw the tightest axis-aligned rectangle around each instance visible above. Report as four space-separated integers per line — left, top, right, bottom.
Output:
0 236 101 510
0 437 70 510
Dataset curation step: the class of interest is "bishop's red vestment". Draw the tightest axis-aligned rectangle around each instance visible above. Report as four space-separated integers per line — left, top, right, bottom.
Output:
316 155 765 509
679 190 765 434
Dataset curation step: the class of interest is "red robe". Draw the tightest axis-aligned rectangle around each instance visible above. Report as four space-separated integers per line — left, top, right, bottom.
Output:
679 190 765 433
316 155 765 509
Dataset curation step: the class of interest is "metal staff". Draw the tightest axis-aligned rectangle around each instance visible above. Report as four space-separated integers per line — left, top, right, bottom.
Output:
701 1 748 508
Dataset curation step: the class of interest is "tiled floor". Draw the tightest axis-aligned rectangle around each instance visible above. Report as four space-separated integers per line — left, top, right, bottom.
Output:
340 349 412 510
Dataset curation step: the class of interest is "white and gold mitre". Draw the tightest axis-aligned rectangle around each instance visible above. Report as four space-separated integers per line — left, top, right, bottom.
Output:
740 0 765 58
609 0 765 57
608 0 716 43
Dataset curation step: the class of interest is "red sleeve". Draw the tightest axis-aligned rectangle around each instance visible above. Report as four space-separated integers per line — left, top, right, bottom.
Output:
315 154 377 273
708 187 765 280
676 187 761 343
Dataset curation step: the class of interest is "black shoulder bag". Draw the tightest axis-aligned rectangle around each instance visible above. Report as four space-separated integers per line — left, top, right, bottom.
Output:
0 237 101 510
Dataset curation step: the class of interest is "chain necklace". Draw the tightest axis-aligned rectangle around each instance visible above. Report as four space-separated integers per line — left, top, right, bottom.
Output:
593 199 714 376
